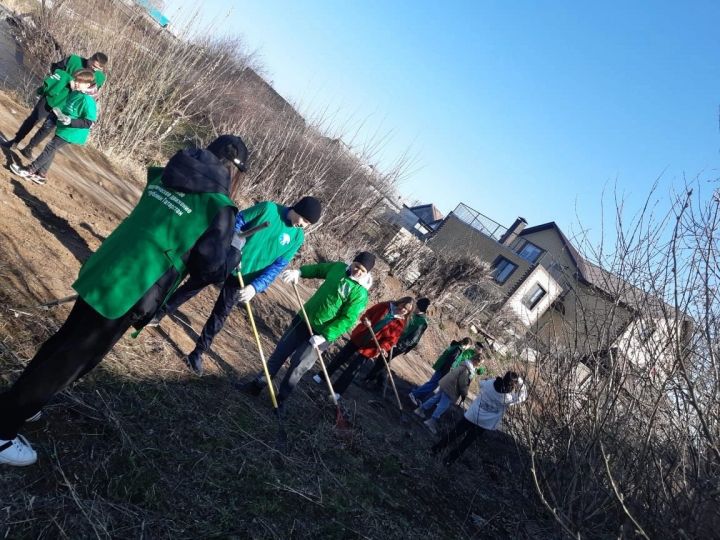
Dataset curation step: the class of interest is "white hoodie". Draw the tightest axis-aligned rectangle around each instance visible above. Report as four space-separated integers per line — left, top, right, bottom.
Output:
464 378 527 430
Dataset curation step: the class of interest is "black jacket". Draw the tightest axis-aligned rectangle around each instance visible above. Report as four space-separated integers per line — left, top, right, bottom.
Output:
162 148 237 282
131 149 237 327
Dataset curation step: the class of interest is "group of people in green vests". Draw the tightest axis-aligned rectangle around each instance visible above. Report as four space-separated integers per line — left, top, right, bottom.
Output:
2 51 107 185
0 50 527 470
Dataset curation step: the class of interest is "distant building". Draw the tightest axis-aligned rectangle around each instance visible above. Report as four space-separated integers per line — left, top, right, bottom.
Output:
135 0 170 28
388 203 444 239
419 202 692 382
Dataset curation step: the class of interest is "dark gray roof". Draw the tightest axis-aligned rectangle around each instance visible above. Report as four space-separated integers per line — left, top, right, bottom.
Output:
408 204 444 225
520 222 673 315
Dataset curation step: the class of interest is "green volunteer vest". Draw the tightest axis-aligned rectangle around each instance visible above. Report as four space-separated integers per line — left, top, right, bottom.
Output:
451 348 477 369
38 70 73 108
65 54 106 88
55 92 97 145
232 202 304 282
73 172 236 319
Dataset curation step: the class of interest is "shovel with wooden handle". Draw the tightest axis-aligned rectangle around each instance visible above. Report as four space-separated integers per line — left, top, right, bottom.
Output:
237 264 288 451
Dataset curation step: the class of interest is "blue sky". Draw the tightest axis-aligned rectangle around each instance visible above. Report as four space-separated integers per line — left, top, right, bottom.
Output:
165 1 719 246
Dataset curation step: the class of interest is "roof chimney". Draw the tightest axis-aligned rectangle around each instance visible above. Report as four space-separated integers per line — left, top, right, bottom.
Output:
499 217 527 247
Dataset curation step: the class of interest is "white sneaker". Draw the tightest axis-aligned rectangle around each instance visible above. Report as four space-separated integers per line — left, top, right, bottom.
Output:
312 374 322 384
408 392 419 407
0 435 37 466
28 172 46 185
413 406 426 418
10 163 30 178
26 411 43 422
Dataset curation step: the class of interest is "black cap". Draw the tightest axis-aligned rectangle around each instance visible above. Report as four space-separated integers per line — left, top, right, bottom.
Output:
292 196 322 224
207 135 249 172
353 251 375 272
416 297 430 312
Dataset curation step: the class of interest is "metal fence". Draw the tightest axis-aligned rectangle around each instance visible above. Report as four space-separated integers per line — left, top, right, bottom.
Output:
451 203 508 241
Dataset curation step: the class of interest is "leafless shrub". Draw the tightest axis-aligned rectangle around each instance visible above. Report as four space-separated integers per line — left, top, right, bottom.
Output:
12 0 259 161
9 0 415 265
514 183 720 538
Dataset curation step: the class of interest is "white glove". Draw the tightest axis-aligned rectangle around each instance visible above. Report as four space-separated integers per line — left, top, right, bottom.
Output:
230 232 246 251
237 284 256 303
281 269 300 284
517 376 524 387
309 334 329 351
52 107 71 125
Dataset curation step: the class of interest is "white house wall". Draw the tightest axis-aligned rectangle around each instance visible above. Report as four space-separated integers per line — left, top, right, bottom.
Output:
613 317 678 382
503 265 563 327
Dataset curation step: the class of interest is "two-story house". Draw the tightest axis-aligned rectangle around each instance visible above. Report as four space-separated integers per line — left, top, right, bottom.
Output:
428 203 691 381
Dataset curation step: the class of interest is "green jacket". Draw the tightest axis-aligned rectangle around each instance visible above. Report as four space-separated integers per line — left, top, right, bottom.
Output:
73 172 236 319
37 70 74 108
55 91 97 145
451 349 479 369
432 343 474 372
395 313 428 353
300 261 370 341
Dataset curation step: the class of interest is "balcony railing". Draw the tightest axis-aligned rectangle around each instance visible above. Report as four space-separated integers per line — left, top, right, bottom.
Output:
451 203 508 241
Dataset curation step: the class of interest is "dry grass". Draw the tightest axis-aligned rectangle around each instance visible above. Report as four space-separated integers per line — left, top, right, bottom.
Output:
0 274 552 539
0 0 35 14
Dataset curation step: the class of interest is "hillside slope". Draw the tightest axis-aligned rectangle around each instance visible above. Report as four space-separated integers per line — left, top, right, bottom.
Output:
0 87 554 539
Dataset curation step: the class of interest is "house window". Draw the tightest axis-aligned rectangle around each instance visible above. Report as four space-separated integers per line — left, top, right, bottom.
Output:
517 240 544 263
638 321 656 345
492 257 518 284
523 283 547 310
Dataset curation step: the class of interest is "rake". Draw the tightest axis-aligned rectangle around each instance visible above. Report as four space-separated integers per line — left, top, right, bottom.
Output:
291 283 352 432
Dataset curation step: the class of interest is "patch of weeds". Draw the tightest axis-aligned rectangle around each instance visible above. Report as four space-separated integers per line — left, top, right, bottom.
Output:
105 452 162 507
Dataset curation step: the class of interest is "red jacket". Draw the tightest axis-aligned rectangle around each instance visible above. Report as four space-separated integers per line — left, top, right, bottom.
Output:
350 302 407 358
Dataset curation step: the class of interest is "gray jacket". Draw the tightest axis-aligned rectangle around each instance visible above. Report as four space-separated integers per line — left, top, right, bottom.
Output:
438 361 473 401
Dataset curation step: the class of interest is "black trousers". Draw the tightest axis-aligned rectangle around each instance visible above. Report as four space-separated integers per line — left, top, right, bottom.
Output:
324 341 365 395
364 349 405 383
194 275 241 356
12 96 52 144
24 114 57 152
30 136 68 175
157 274 213 321
431 417 486 463
155 273 240 358
0 298 142 439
